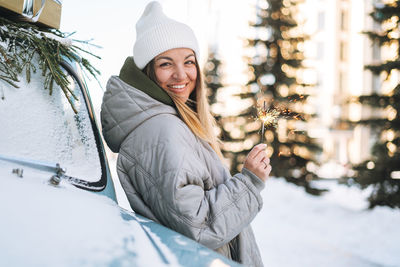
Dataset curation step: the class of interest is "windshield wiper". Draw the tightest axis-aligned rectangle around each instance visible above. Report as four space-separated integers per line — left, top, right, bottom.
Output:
0 154 65 175
0 153 67 185
0 153 83 186
0 154 104 191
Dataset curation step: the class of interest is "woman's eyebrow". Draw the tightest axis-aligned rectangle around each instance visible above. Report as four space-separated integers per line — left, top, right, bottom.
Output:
155 54 195 62
155 56 172 61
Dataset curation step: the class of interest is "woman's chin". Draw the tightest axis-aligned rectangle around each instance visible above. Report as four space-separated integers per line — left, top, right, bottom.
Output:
168 92 189 102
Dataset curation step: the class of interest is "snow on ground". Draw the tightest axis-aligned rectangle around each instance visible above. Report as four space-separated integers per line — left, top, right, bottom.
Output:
252 178 400 267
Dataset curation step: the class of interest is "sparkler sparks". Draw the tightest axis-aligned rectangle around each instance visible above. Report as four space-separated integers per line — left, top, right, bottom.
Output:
257 105 280 128
256 98 305 142
257 101 280 142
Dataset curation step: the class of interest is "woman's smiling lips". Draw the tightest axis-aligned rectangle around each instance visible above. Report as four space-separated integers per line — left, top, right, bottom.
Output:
167 84 188 93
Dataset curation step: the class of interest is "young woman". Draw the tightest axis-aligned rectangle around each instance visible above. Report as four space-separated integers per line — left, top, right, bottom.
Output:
101 2 271 266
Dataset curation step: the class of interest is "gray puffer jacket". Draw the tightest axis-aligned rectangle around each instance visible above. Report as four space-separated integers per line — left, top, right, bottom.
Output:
101 57 265 267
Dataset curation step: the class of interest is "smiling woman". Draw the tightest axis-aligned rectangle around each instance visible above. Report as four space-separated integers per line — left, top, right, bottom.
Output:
151 48 197 102
100 2 271 266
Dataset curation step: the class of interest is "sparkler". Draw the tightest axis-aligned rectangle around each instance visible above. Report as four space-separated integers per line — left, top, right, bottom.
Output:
257 101 280 142
256 97 304 142
261 102 266 143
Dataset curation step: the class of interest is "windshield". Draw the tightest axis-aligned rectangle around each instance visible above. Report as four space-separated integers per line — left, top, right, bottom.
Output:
0 60 101 182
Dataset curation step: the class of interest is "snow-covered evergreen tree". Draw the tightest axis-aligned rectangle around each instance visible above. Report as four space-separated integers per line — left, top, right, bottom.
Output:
245 0 323 194
350 0 400 208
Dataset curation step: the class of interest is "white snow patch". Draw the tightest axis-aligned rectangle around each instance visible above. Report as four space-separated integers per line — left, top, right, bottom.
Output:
252 178 400 267
174 235 189 246
0 60 101 182
0 174 166 266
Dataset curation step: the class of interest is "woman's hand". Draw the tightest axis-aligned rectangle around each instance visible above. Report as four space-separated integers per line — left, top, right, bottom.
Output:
243 144 272 182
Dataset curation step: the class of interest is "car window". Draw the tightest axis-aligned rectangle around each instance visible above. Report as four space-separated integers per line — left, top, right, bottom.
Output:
0 60 102 182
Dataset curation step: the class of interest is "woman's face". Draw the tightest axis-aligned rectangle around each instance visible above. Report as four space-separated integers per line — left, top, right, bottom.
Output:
154 48 197 102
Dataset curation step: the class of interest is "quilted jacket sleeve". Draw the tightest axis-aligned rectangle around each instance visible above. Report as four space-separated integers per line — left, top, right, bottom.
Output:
119 116 265 250
165 155 265 250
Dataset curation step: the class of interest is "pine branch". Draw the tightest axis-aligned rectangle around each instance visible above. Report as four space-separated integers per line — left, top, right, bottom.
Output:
362 31 398 45
0 16 101 113
366 60 400 76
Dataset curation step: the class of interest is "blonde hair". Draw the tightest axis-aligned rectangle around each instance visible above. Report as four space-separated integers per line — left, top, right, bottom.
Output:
144 59 224 160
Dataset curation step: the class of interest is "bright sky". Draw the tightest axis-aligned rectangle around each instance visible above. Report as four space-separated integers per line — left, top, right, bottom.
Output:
61 0 162 110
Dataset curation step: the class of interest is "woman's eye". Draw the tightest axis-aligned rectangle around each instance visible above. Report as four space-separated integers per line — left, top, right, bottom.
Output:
159 62 171 67
185 60 195 65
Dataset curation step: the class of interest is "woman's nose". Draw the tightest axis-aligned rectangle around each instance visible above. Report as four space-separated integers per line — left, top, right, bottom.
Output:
172 65 186 80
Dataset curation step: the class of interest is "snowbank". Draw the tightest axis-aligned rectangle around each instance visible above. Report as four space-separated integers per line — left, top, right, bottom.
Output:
252 178 400 267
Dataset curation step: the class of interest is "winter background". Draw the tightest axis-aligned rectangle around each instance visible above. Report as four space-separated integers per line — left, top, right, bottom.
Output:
60 1 400 267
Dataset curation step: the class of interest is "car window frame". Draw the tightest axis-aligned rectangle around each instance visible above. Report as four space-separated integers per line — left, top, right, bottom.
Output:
60 60 110 193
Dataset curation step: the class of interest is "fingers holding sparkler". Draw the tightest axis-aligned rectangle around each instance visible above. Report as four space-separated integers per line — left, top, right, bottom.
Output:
243 143 271 182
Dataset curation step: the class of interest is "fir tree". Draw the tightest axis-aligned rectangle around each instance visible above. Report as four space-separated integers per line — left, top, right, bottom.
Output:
203 49 235 167
349 0 400 208
204 50 223 105
204 45 263 173
243 0 323 194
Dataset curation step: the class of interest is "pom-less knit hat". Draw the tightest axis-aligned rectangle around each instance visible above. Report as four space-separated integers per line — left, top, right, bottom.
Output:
133 1 200 69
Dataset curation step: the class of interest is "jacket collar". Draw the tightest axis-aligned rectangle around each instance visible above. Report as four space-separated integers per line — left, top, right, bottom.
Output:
119 56 174 107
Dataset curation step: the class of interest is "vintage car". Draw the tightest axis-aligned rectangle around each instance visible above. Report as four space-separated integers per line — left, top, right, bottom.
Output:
0 31 240 266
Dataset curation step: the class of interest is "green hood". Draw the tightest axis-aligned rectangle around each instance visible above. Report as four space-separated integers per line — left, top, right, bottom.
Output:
119 56 174 107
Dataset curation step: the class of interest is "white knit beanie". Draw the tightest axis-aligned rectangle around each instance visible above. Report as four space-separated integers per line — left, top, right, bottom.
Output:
133 1 200 69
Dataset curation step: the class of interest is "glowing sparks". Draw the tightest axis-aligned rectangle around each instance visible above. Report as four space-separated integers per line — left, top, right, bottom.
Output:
257 101 279 142
255 97 306 142
257 107 280 128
